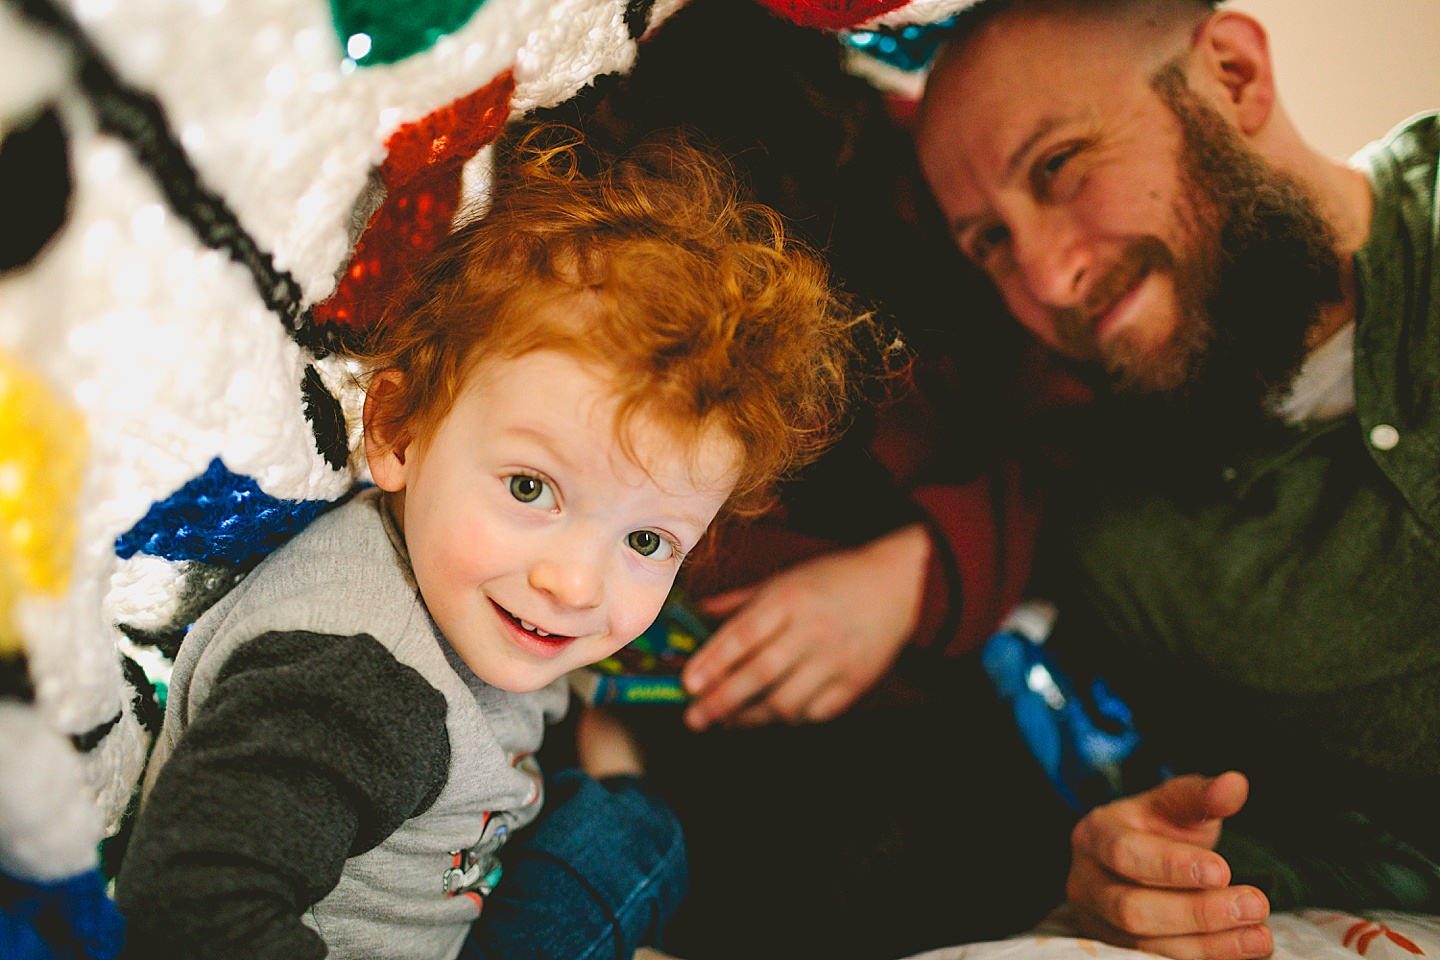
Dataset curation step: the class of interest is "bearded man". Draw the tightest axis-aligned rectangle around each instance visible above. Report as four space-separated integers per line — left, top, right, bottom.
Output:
916 2 1438 958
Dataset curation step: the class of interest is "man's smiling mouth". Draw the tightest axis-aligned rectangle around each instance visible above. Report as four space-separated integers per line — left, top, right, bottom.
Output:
1092 265 1151 345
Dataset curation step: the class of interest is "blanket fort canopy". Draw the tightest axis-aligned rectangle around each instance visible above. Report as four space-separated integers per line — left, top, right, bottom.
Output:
0 0 968 954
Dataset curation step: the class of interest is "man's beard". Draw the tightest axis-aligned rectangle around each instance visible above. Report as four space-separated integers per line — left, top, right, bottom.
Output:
1060 64 1344 425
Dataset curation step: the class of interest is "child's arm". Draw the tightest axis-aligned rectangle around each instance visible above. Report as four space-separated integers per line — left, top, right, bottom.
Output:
115 630 451 960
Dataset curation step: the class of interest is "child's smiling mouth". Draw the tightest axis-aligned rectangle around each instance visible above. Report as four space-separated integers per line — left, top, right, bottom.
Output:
490 599 577 650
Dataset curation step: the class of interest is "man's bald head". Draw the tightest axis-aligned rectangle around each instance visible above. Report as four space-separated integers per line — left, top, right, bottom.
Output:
931 0 1217 94
943 0 1217 45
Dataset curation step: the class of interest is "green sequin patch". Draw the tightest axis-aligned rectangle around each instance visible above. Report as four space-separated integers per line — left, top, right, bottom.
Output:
331 0 489 65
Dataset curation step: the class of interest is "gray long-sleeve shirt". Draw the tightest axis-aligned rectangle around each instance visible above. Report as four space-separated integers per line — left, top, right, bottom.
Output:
116 488 569 960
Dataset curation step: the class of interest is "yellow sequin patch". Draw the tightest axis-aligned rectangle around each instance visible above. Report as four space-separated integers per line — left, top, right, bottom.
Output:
0 352 87 655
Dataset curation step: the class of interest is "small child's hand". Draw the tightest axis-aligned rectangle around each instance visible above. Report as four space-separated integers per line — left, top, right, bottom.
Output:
575 706 646 780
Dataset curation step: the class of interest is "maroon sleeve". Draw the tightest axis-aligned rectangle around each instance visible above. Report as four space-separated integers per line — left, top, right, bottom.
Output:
873 343 1092 658
908 460 1042 657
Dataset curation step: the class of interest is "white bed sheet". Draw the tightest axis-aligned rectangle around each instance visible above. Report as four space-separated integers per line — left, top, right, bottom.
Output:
904 904 1440 960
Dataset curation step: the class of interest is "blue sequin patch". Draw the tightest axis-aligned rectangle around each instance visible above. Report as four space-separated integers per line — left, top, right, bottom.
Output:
838 17 956 74
114 458 331 568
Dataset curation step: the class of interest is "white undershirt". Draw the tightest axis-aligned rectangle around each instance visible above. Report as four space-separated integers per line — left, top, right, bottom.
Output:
1270 322 1357 424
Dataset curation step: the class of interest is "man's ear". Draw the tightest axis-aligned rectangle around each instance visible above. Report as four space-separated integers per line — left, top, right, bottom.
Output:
363 370 411 492
1189 11 1276 138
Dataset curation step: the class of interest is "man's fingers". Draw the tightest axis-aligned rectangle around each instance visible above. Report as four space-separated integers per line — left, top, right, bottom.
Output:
682 601 788 695
695 586 757 619
1198 771 1250 821
803 681 857 723
1151 772 1250 831
1070 859 1269 939
1074 819 1231 889
1102 884 1269 939
1075 908 1274 960
1136 926 1275 960
683 667 767 730
728 702 778 728
1067 774 1263 960
760 662 840 724
728 669 856 728
682 638 802 730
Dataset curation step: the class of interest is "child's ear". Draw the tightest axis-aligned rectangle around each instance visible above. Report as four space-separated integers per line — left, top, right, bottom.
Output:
363 370 411 492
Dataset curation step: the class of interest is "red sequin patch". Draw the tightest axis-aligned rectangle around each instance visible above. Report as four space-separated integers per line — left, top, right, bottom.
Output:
312 70 515 333
749 0 910 30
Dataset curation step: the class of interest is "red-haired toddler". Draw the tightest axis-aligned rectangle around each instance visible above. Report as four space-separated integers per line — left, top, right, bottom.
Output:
115 126 866 960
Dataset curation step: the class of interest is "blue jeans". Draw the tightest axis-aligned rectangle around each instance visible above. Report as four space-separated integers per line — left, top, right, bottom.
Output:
458 769 687 960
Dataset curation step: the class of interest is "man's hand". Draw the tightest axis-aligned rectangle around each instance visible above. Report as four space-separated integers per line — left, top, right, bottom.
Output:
1068 771 1273 960
680 523 930 731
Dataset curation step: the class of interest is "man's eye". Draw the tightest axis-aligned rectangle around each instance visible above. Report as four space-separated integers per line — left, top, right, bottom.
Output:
626 530 675 560
1035 144 1082 196
979 224 1010 254
966 223 1009 265
508 475 556 509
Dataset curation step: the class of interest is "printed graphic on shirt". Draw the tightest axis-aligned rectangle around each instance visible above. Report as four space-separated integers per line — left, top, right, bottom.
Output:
442 754 544 905
443 810 508 902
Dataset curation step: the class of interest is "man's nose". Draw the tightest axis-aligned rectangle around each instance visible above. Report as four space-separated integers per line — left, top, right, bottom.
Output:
528 542 605 610
1008 209 1091 309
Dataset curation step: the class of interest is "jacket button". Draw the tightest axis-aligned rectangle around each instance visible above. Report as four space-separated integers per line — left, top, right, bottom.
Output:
1369 423 1400 450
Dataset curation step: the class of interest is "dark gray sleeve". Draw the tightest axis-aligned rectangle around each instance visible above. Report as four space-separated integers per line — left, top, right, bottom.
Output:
115 630 451 960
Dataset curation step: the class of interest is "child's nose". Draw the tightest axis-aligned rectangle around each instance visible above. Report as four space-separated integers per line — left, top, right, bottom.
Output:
528 550 605 610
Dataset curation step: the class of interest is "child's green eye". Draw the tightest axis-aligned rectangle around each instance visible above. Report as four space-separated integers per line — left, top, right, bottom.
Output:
508 475 554 508
626 530 674 560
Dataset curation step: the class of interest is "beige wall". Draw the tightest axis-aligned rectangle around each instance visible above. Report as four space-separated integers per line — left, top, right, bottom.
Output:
1227 0 1440 159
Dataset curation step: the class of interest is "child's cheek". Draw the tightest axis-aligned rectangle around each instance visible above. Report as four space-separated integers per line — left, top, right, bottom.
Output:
616 582 673 648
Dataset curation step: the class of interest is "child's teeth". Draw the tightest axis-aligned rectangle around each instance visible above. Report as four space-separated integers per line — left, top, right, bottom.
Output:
519 619 551 637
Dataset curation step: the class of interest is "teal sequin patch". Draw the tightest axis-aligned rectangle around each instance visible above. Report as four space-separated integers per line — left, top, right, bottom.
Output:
331 0 489 65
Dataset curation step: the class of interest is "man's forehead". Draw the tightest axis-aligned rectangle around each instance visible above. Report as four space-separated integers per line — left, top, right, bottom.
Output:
919 19 1113 182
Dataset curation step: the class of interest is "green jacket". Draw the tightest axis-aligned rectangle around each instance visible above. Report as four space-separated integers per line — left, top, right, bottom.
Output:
1057 113 1440 912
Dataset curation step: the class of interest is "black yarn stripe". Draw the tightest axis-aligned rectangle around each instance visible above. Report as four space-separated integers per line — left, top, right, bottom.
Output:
71 711 122 753
117 622 185 663
0 105 72 272
121 649 165 738
624 0 658 40
302 364 352 471
0 653 35 702
7 0 346 355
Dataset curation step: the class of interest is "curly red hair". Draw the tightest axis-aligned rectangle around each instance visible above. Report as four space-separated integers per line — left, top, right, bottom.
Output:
353 124 870 514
